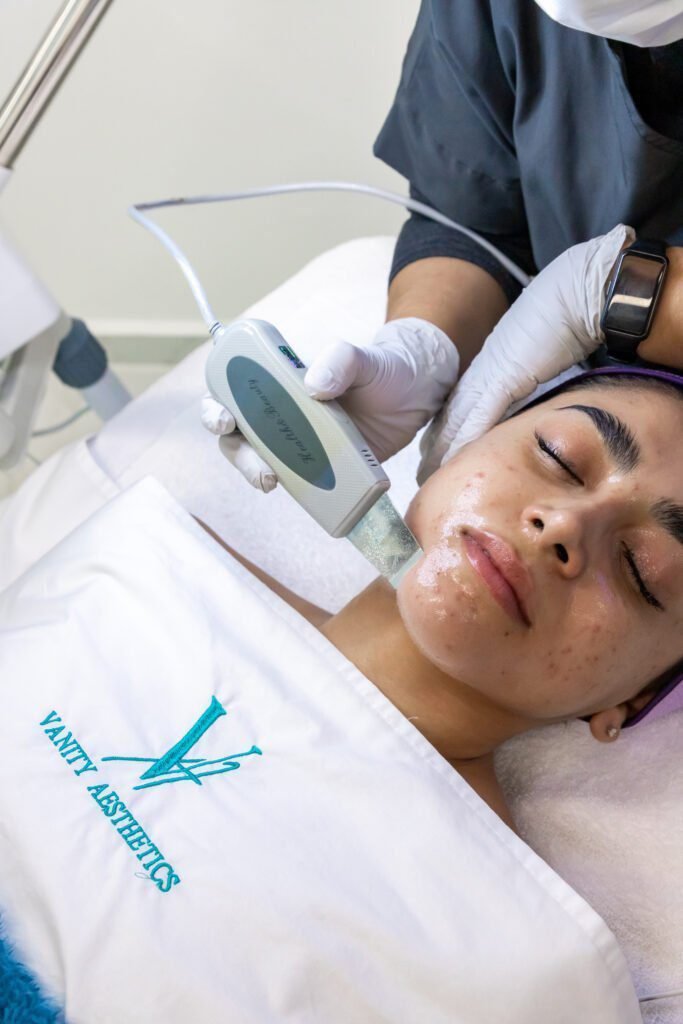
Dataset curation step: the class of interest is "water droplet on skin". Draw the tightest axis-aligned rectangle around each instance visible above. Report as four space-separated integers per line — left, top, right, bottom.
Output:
416 543 461 589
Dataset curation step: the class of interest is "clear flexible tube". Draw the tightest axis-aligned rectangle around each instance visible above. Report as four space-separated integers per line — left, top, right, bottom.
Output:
128 203 221 333
129 181 532 334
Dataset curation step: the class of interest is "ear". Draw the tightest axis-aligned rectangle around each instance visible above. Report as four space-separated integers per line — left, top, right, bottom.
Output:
588 688 658 742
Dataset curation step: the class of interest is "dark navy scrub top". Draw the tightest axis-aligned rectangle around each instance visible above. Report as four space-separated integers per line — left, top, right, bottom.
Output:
374 0 683 302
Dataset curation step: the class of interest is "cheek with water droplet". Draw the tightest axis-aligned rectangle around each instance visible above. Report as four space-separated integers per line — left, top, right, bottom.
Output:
412 544 464 622
400 539 482 652
416 543 460 589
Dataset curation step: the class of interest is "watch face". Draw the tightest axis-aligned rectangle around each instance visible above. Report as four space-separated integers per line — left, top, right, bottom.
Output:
602 253 665 337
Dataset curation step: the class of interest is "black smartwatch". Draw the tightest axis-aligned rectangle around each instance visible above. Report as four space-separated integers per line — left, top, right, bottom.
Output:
599 239 669 364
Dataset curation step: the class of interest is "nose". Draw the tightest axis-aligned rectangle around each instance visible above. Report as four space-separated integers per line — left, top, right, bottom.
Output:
522 503 588 578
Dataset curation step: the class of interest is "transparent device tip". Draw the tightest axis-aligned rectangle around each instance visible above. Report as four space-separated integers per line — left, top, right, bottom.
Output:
346 493 423 589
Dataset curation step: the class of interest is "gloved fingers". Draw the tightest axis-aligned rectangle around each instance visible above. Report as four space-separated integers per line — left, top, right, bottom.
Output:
304 340 377 399
439 390 513 463
572 223 635 337
431 381 482 448
416 225 636 489
416 368 488 483
416 384 511 485
218 433 278 493
301 320 461 464
201 393 236 435
417 421 449 485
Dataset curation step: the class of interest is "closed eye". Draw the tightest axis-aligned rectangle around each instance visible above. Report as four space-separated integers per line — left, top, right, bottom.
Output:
622 544 664 611
534 435 665 613
535 432 584 485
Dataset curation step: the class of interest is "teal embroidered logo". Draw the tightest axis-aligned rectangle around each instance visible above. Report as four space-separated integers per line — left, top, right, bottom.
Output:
40 697 262 894
102 696 263 790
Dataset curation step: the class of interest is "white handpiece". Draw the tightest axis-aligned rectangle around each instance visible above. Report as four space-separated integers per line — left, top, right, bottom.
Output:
206 319 390 538
131 180 528 582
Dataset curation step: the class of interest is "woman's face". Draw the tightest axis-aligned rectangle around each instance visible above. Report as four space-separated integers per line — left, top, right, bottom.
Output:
400 385 683 722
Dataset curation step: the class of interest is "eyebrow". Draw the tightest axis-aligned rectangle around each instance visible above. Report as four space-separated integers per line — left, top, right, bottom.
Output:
559 404 640 473
652 499 683 549
560 404 683 549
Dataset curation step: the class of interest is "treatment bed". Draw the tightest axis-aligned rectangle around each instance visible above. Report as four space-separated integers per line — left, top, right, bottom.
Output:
0 237 681 1022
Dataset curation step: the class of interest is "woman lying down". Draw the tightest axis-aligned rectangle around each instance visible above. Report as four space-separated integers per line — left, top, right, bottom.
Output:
0 366 681 1024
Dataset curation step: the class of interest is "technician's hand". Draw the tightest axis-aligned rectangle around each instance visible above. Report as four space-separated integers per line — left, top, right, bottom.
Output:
201 394 279 493
202 317 460 492
304 318 460 461
418 224 635 483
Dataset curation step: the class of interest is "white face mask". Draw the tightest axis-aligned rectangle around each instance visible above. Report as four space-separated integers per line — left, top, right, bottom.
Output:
534 0 683 46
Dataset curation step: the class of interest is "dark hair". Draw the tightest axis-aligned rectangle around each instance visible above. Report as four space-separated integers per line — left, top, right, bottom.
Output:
551 371 683 722
557 370 683 407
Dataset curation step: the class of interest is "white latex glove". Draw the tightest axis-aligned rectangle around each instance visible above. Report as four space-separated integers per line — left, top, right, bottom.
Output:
202 317 460 491
417 223 635 483
201 396 279 493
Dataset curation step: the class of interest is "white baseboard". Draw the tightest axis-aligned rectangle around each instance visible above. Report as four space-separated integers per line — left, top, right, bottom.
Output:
86 319 209 365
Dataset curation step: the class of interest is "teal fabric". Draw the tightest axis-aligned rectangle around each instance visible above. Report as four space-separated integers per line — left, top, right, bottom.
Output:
0 916 65 1023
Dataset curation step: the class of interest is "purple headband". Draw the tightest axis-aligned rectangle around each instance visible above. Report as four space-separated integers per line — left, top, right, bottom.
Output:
533 364 683 727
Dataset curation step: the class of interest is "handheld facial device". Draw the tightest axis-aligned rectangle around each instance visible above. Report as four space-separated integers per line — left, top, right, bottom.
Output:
130 182 529 587
206 318 422 586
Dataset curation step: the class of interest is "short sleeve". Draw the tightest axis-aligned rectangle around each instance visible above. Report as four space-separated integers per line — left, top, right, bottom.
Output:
389 187 536 306
374 0 528 236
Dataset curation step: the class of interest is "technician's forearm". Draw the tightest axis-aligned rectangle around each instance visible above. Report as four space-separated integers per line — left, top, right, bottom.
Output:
386 257 510 373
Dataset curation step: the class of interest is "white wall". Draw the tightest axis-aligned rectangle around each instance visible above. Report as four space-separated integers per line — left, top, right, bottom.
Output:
0 0 418 333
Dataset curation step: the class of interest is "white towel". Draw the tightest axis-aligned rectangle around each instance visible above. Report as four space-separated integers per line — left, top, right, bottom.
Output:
496 717 683 1020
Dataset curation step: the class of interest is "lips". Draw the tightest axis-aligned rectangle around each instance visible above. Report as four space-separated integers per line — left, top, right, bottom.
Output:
462 528 533 627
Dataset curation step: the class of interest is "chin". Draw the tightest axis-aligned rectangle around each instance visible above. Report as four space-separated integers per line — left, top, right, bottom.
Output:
396 552 492 680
